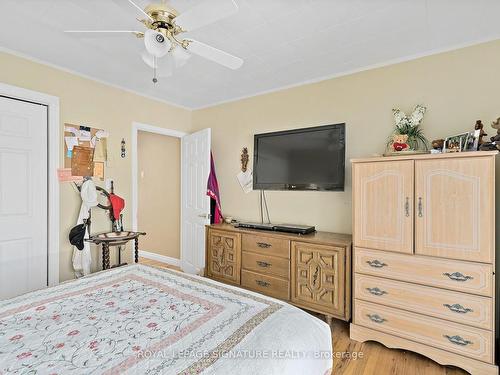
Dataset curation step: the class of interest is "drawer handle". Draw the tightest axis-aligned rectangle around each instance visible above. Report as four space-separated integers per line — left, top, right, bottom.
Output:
444 335 473 346
443 272 474 282
366 287 388 296
257 242 272 249
256 280 270 287
256 260 271 268
405 197 410 217
366 260 387 268
312 265 320 287
418 197 423 217
367 314 386 324
443 303 473 314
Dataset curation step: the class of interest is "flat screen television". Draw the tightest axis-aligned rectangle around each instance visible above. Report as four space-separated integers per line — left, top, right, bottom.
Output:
253 123 345 191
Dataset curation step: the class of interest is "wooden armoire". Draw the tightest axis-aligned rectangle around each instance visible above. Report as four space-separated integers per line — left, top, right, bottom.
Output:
351 151 498 375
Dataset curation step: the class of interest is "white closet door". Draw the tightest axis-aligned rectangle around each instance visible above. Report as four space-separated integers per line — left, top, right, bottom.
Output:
181 128 211 275
0 96 48 300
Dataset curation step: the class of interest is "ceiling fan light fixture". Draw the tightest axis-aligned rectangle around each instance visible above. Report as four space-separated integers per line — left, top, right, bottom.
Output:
144 29 171 58
172 46 191 68
141 50 155 68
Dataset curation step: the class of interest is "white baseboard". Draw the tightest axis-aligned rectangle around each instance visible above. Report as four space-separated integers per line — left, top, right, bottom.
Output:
139 250 180 268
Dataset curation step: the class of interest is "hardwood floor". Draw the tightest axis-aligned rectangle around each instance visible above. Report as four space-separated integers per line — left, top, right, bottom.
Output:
139 257 181 271
329 320 466 375
139 258 467 375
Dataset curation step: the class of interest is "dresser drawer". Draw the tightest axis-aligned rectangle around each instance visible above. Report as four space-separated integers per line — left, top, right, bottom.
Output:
242 251 289 278
355 248 493 297
354 300 493 363
242 234 290 259
241 270 289 300
355 274 493 330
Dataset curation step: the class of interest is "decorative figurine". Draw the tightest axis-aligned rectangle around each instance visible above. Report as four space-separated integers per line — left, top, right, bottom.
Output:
475 120 488 145
479 142 498 151
431 139 445 150
491 117 500 134
392 134 409 152
240 147 249 172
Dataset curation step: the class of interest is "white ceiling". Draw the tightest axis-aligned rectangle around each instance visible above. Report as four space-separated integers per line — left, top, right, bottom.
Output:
1 0 500 109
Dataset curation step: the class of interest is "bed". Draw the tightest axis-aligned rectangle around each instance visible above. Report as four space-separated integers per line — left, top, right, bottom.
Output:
0 264 332 374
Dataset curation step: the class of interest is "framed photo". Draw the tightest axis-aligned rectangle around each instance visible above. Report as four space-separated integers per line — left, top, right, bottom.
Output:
444 132 475 153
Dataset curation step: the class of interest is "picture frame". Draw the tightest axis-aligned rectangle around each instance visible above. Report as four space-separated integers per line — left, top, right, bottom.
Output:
443 132 475 153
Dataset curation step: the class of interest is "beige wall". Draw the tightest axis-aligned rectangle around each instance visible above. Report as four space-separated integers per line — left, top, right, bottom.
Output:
0 52 192 282
2 39 500 282
137 131 180 259
192 39 500 235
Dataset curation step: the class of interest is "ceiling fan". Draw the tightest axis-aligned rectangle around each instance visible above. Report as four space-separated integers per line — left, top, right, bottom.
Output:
65 0 244 83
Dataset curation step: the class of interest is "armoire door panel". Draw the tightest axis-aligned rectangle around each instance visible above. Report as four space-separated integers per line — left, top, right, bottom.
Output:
415 157 494 263
353 161 414 253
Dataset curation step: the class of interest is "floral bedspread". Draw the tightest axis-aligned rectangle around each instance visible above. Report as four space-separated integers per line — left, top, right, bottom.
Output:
0 265 331 375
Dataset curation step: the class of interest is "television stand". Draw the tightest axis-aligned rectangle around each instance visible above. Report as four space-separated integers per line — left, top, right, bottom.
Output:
235 222 315 235
205 223 352 323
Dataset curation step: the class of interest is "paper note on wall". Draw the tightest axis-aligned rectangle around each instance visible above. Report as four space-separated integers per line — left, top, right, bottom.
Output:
79 127 91 142
64 126 79 136
64 137 79 158
93 161 104 180
57 168 83 182
237 170 253 193
93 138 108 162
71 146 94 177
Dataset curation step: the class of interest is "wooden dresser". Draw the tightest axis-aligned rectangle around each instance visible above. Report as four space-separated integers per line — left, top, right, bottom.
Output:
205 224 352 322
351 151 498 375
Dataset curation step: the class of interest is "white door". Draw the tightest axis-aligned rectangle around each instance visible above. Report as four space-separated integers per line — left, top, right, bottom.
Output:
0 96 48 300
181 128 211 274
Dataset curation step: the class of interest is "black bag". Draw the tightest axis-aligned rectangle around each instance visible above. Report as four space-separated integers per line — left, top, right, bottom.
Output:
69 223 87 250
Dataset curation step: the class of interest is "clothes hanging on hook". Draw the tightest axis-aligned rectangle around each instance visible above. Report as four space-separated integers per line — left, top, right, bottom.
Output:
72 179 98 277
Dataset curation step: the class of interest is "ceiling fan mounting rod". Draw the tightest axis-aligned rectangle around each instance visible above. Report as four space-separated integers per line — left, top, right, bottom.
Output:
142 3 180 30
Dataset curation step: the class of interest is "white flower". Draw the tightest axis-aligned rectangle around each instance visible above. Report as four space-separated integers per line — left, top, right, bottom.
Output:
392 105 426 129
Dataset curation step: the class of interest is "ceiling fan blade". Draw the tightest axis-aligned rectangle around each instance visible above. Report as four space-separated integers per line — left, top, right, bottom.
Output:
186 40 243 70
111 0 154 22
175 0 238 32
64 30 143 36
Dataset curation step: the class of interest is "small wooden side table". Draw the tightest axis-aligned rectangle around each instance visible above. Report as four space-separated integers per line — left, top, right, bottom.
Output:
86 231 146 270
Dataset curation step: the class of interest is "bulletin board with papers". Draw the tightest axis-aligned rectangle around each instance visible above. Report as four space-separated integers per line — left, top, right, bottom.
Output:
63 124 108 179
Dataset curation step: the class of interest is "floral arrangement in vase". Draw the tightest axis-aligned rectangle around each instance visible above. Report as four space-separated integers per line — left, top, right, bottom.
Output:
387 104 429 152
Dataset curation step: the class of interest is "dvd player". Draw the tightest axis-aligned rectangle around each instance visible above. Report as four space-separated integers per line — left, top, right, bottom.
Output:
235 222 315 235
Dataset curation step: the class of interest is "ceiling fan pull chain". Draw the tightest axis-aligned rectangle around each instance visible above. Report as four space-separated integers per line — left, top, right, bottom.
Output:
153 56 158 84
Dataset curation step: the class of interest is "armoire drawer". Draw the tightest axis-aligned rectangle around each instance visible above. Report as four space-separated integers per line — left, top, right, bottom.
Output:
355 274 493 330
242 234 290 259
354 300 493 363
241 270 289 300
355 248 493 297
242 251 290 278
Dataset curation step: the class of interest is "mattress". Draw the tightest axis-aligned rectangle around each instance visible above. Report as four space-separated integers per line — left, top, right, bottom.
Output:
0 264 332 374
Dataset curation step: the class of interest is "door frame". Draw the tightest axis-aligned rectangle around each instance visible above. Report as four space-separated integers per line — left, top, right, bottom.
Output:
131 122 187 265
0 82 60 287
